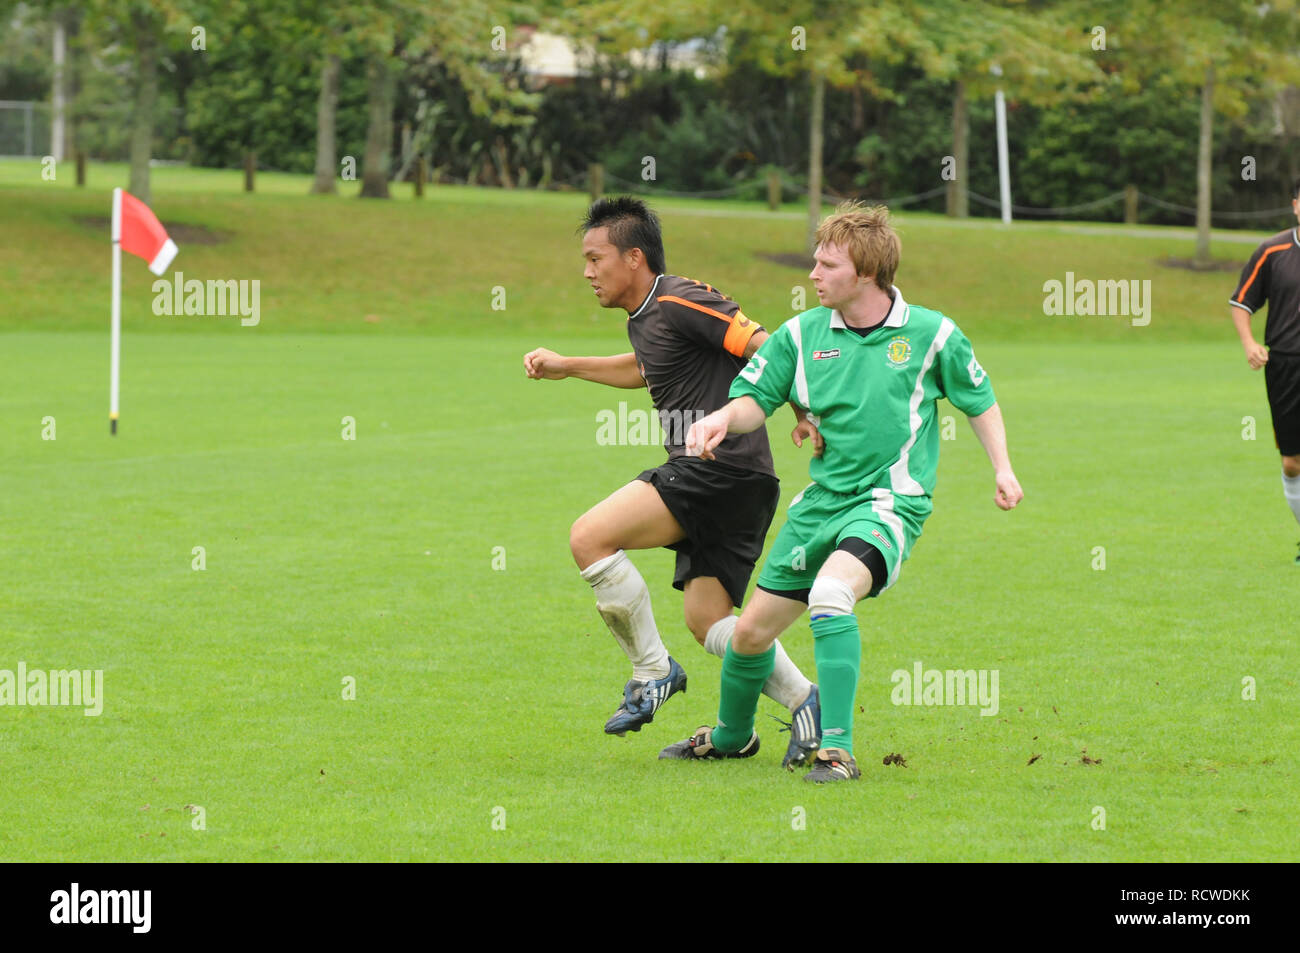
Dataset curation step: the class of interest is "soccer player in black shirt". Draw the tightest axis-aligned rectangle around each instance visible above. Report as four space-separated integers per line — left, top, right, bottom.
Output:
524 197 823 767
1230 178 1300 562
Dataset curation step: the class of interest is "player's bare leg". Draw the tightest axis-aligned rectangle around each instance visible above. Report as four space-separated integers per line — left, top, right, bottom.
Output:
1281 454 1300 563
570 479 686 569
685 578 817 764
672 553 873 774
682 576 733 646
570 480 689 734
659 588 811 763
731 588 815 655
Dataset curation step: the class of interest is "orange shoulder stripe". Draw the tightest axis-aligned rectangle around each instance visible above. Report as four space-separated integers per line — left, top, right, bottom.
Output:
1236 242 1292 303
657 294 733 323
678 276 715 294
657 294 758 357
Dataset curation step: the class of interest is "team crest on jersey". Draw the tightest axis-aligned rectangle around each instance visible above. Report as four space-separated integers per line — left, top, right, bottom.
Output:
813 348 840 361
886 336 912 367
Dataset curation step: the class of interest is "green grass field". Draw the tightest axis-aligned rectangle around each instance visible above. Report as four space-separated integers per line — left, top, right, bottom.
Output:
1 162 1295 861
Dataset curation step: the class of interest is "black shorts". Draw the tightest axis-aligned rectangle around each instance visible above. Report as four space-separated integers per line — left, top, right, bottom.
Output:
636 456 780 608
1265 350 1300 456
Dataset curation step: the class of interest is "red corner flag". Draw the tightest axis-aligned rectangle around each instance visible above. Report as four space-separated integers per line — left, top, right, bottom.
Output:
109 188 178 434
113 188 178 275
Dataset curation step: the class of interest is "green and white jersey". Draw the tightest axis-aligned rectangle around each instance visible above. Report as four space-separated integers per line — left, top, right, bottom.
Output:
729 286 995 497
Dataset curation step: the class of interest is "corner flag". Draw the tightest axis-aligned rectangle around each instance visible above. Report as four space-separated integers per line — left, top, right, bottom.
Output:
110 188 178 434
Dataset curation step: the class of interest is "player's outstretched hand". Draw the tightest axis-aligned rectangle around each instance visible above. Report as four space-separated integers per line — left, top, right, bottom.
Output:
1245 341 1269 371
791 418 825 457
686 411 730 461
524 347 568 380
994 470 1023 510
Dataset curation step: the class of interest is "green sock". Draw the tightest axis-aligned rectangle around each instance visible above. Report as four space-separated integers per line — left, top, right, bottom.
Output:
712 643 775 752
811 614 860 756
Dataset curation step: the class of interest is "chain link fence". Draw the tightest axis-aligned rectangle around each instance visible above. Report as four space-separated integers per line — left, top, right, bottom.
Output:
0 101 51 156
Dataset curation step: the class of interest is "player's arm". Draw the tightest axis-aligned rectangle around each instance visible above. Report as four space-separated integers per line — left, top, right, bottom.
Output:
1230 305 1268 370
1230 243 1272 370
788 403 823 455
523 348 645 388
935 323 1020 509
689 320 801 459
743 329 822 454
966 402 1023 511
686 396 767 460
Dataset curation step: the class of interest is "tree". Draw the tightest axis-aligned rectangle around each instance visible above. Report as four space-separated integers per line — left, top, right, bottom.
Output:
1095 0 1300 264
359 46 396 197
878 1 1102 219
126 4 160 201
302 0 351 194
75 0 191 203
710 0 1098 243
346 1 541 199
310 51 341 193
709 0 888 249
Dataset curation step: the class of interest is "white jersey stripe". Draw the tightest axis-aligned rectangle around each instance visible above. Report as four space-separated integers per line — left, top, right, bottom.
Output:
785 319 821 427
870 487 907 589
788 319 808 407
888 317 955 496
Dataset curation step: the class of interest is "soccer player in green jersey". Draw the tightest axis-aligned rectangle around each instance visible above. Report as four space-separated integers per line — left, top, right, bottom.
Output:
660 202 1024 781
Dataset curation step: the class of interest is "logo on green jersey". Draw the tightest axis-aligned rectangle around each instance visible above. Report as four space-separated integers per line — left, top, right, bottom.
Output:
886 336 912 367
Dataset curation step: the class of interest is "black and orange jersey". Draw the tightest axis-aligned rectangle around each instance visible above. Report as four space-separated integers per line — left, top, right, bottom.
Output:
626 274 775 476
1231 227 1300 353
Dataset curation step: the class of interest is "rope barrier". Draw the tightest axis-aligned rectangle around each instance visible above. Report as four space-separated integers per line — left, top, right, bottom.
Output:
89 155 1297 223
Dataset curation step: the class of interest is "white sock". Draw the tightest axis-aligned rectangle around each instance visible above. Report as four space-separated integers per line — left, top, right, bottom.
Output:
580 551 670 681
703 615 813 712
1283 470 1300 528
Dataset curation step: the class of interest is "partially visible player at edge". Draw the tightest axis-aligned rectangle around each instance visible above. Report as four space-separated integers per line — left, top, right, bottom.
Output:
661 202 1024 782
524 196 824 768
1229 177 1300 563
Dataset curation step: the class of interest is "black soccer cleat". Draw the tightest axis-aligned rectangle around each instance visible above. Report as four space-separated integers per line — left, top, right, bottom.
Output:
1294 542 1300 566
604 657 687 736
803 748 860 783
773 684 821 771
658 725 760 760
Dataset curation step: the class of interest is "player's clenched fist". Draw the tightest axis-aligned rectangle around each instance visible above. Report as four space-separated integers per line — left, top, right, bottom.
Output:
994 470 1024 510
524 347 568 380
685 411 730 461
1244 341 1269 370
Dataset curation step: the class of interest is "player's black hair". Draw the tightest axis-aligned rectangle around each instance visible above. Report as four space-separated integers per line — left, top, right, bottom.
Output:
1293 176 1300 200
580 196 666 275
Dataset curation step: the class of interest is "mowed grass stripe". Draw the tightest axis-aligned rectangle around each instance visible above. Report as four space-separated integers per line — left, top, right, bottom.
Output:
0 329 1293 860
0 163 1274 341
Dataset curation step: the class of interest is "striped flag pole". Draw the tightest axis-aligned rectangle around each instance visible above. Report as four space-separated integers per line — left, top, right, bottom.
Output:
110 187 122 434
109 187 178 435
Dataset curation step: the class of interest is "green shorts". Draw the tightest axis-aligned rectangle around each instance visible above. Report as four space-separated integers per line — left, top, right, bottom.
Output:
756 482 932 597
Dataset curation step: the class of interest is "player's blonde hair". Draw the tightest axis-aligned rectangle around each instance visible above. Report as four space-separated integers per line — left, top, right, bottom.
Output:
814 202 900 292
